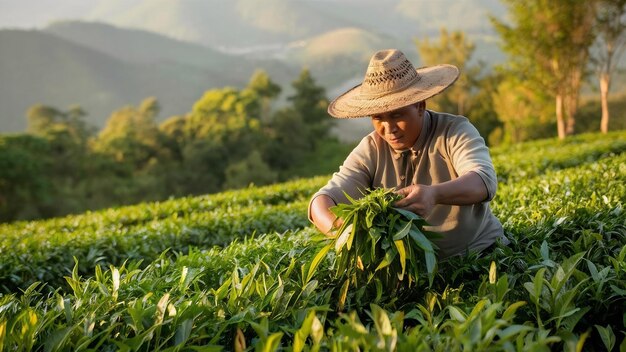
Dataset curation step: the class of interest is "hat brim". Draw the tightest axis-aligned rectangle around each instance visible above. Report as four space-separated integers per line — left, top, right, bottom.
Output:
327 64 460 119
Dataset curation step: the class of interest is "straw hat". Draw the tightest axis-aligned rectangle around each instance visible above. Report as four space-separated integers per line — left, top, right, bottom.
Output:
327 49 460 118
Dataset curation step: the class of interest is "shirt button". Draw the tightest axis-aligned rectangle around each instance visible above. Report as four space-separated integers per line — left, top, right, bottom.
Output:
400 176 405 180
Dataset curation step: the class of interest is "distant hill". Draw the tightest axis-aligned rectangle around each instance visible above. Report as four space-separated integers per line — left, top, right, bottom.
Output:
0 0 512 135
81 0 506 49
44 21 298 86
0 22 420 133
0 0 507 46
84 0 354 48
44 21 420 109
0 29 297 132
304 0 505 39
45 21 241 67
288 27 419 89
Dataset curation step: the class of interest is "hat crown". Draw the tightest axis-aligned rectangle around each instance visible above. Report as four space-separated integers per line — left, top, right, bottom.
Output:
361 49 420 98
327 48 459 118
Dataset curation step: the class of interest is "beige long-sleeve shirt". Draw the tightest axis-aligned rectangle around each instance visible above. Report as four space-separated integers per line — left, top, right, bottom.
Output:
309 110 507 258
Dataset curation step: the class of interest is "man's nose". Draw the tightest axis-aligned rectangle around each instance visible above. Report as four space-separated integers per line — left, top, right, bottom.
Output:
383 120 398 133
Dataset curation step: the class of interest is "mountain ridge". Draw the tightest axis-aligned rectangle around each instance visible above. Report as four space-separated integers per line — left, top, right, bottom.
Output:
0 28 262 132
0 0 508 134
0 23 393 133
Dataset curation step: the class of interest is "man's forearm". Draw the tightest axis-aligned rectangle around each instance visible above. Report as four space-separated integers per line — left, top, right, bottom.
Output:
433 171 489 205
310 195 340 236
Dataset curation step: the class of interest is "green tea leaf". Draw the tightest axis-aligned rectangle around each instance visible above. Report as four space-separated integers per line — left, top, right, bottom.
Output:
425 251 436 286
307 244 332 284
594 324 615 351
448 306 466 322
392 207 421 221
408 227 434 253
489 261 497 284
174 319 193 346
502 301 527 321
370 304 393 336
346 215 357 251
394 240 407 280
392 220 412 241
498 325 533 340
532 268 546 302
335 224 353 252
338 279 350 312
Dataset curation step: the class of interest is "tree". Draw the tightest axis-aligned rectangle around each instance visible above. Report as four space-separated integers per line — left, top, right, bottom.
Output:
26 105 63 135
469 72 504 145
188 88 259 137
93 97 164 170
264 108 310 173
288 68 331 148
593 0 626 134
25 104 94 215
0 135 51 221
247 70 281 123
27 104 92 147
223 150 277 190
180 86 268 195
492 76 554 144
416 28 501 142
90 98 171 204
159 115 187 162
415 28 479 115
187 87 263 162
492 0 596 139
178 138 226 195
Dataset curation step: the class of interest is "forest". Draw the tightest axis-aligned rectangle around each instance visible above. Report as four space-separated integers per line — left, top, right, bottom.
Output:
0 0 625 224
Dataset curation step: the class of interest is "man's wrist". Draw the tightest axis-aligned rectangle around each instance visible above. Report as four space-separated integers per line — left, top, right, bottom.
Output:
431 184 443 205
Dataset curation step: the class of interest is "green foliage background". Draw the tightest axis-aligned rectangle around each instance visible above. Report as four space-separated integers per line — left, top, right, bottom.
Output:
0 69 354 223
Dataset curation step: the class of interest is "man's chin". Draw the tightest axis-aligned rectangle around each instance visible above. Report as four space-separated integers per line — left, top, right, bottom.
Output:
389 141 408 150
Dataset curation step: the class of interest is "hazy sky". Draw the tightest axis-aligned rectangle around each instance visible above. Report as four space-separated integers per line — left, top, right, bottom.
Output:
0 0 98 29
0 0 505 31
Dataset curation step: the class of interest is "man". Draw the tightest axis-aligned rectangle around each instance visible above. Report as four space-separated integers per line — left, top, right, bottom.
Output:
308 49 508 259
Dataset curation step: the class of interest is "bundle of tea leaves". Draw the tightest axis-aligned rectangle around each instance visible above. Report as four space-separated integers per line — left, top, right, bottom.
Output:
310 188 439 309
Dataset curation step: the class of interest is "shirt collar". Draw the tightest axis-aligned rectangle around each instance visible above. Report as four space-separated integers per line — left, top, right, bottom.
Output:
391 110 431 160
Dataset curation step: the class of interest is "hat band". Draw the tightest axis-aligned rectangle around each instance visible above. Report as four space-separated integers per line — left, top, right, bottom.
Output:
359 58 421 99
359 71 421 99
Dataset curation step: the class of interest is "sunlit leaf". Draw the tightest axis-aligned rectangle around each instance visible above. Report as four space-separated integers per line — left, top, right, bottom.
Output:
394 240 406 280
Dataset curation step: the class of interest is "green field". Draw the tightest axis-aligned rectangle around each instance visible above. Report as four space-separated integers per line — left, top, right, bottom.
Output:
1 131 625 351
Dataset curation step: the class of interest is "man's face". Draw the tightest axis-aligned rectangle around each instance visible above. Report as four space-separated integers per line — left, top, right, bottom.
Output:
371 103 424 150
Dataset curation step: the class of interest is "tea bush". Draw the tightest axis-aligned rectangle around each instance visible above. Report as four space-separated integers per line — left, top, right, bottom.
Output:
0 131 624 351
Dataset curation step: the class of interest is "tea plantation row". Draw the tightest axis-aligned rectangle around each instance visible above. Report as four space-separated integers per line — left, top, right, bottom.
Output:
0 131 624 351
1 131 624 295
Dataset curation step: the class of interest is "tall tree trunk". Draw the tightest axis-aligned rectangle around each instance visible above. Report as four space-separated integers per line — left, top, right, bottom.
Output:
556 94 566 139
600 72 611 134
565 94 577 136
565 67 583 136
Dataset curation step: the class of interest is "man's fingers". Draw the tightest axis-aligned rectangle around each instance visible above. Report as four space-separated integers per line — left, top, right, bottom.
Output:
395 186 410 196
394 197 409 207
394 196 415 208
393 187 412 207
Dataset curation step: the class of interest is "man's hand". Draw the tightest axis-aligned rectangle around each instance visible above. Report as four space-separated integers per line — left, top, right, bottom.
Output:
394 184 438 218
310 195 343 236
393 172 490 218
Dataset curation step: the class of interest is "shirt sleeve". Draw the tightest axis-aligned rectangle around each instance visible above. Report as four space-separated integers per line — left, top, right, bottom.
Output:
307 135 375 221
445 117 498 201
